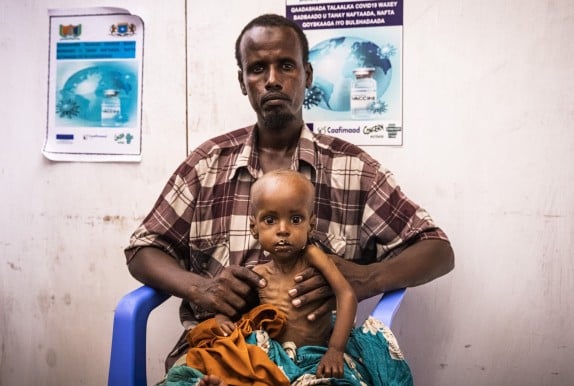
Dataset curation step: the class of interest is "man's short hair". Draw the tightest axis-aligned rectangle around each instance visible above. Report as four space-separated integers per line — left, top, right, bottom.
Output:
234 13 309 69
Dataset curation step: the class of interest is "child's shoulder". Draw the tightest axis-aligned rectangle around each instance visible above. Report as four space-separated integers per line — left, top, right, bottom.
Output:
252 262 272 276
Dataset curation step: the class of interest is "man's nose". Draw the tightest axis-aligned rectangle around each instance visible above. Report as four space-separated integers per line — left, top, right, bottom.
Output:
265 66 282 90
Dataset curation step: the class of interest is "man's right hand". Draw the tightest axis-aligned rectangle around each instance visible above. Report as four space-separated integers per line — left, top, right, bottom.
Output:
192 265 267 318
128 247 266 319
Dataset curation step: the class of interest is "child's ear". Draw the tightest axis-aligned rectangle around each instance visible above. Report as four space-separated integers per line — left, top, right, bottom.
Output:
249 216 258 239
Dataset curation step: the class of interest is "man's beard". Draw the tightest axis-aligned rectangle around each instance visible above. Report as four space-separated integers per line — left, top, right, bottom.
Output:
263 110 295 131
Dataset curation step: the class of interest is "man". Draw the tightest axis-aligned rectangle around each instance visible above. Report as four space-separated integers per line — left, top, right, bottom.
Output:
125 13 454 373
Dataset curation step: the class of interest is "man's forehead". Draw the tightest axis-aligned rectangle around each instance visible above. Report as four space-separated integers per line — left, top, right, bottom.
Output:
240 26 299 51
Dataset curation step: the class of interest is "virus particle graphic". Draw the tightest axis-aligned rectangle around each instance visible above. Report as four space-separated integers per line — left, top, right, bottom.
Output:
56 98 80 119
379 43 397 58
304 85 327 109
369 99 388 115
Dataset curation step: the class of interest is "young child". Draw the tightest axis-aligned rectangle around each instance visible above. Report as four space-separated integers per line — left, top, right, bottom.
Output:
182 168 412 386
212 169 358 382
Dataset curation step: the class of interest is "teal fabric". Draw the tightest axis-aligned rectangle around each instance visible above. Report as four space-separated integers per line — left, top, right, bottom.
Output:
162 316 412 386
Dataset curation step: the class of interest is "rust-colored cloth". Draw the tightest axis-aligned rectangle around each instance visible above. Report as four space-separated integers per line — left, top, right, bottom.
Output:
185 304 290 386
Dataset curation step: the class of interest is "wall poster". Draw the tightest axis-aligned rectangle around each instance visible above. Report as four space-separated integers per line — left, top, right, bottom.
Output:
286 0 403 146
43 7 144 162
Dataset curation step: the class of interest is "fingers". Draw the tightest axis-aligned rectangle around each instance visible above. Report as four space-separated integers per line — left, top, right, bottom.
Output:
214 314 236 336
292 266 319 283
203 280 245 317
306 300 335 321
219 321 236 336
231 265 267 289
289 269 334 319
201 266 266 318
316 355 344 378
290 268 329 299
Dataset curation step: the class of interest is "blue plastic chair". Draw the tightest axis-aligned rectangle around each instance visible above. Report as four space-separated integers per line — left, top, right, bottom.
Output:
108 285 406 386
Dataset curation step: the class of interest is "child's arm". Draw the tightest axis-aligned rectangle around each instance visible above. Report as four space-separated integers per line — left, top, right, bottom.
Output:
305 244 358 378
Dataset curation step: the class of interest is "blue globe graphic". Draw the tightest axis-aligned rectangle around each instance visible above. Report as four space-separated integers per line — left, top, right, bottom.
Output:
56 64 137 125
306 36 392 112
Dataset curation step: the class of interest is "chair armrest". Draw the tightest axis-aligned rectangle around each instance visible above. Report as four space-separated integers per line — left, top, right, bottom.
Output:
108 285 170 386
370 288 406 328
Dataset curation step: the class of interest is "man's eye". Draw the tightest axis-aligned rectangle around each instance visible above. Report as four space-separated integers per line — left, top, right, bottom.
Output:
291 216 303 224
282 62 295 71
251 64 264 74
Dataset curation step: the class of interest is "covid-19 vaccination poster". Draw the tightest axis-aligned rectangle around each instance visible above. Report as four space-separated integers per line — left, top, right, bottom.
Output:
43 7 144 162
286 0 403 146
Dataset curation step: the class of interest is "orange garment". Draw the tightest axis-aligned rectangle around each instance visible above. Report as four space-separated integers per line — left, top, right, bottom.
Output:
185 304 290 386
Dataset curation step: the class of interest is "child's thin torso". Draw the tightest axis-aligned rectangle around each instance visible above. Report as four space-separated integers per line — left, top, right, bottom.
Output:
254 259 332 348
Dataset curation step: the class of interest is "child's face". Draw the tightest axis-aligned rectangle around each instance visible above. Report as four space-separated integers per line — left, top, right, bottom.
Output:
250 180 314 260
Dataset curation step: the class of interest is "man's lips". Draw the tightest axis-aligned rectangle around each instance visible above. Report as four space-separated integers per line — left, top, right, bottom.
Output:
261 92 290 105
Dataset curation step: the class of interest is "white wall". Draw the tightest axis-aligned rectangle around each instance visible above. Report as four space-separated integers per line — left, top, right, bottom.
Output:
1 1 572 385
0 0 186 384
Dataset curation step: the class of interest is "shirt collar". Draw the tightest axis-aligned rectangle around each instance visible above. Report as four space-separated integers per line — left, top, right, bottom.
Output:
229 124 317 181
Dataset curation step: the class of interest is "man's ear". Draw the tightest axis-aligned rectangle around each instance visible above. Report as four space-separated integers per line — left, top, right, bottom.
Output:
238 70 247 95
304 62 313 89
249 215 258 239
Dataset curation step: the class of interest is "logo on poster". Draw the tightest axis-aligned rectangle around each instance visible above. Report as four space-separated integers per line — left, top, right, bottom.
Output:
59 24 82 40
110 23 136 36
114 133 134 144
363 124 385 135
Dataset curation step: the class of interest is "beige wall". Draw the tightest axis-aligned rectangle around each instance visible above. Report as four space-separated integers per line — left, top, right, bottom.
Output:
1 0 572 385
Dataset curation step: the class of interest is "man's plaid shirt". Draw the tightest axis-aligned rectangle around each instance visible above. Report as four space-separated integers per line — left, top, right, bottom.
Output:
125 125 448 323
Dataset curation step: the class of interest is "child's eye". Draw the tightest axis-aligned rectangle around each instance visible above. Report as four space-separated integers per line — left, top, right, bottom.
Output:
291 215 303 224
263 216 275 225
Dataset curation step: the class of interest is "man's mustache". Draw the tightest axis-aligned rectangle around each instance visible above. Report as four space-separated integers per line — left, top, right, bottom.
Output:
261 92 291 104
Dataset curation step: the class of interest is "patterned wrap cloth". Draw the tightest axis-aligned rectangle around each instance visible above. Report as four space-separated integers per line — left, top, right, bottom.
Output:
160 304 413 386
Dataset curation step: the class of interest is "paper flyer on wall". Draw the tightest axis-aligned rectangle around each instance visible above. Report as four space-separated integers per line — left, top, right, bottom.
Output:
286 0 403 146
43 7 144 162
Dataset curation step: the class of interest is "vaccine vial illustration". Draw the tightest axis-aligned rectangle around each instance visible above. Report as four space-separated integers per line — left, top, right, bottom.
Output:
101 89 121 126
351 68 377 120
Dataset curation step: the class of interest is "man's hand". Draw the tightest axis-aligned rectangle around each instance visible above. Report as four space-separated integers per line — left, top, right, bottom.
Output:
289 239 456 317
288 253 377 321
192 265 266 319
288 265 335 321
128 248 267 320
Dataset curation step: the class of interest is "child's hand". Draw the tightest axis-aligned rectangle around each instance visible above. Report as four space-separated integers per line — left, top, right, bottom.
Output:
214 314 236 336
316 348 345 378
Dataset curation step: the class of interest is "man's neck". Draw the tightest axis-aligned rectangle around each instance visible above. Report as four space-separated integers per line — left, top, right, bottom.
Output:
256 121 302 148
256 123 302 172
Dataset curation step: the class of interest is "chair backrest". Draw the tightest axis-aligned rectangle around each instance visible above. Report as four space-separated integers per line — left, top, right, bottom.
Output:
108 285 406 386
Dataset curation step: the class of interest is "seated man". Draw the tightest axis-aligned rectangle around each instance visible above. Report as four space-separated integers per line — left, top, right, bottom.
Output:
125 12 454 386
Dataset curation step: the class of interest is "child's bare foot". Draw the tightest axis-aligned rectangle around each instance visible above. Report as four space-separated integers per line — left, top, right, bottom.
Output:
198 375 227 386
